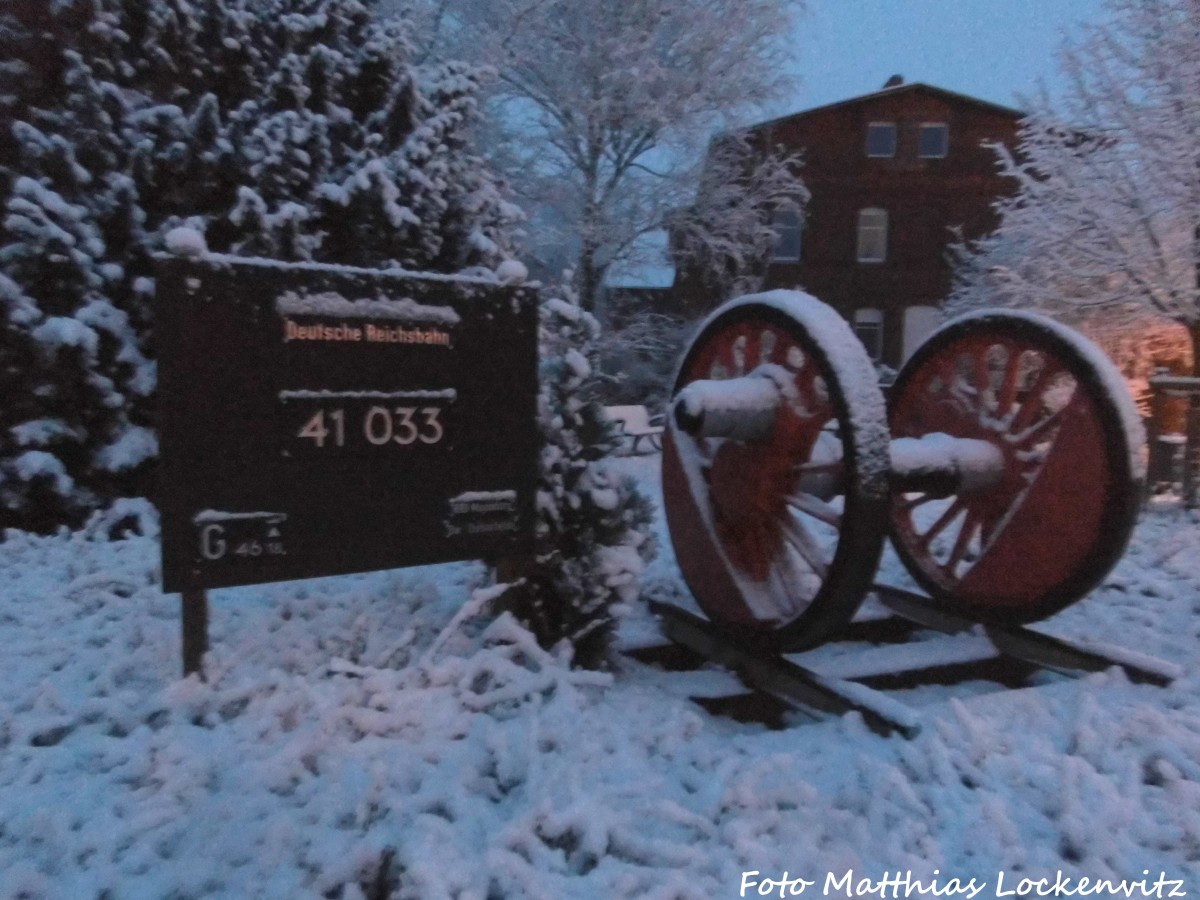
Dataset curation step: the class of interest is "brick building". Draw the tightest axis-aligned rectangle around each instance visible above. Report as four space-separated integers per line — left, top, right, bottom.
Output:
679 79 1024 369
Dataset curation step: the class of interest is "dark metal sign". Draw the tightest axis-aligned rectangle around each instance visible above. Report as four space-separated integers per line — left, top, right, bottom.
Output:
156 256 538 592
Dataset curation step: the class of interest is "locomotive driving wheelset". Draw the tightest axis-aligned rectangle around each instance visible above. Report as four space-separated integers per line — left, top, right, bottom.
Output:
661 291 1145 651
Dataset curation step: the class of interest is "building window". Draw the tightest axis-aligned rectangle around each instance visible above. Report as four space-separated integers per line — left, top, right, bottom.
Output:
857 208 888 263
902 305 941 361
866 122 896 157
854 308 884 360
919 122 949 158
772 207 802 261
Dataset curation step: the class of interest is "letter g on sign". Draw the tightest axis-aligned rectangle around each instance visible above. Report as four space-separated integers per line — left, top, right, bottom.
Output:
200 524 227 560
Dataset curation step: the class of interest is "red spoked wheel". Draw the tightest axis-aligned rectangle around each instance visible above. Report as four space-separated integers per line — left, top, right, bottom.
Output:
888 310 1145 623
662 293 890 650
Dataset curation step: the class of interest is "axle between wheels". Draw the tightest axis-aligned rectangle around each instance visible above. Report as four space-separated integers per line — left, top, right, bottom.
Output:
661 291 1145 651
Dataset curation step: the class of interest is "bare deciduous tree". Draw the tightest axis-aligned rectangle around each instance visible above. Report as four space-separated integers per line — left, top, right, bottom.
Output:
949 0 1200 365
948 0 1200 502
398 0 804 310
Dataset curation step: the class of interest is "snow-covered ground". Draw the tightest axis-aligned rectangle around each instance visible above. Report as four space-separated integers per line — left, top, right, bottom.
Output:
1 456 1199 899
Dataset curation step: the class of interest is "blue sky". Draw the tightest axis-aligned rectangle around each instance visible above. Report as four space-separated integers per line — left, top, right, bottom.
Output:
613 1 1116 286
776 0 1111 117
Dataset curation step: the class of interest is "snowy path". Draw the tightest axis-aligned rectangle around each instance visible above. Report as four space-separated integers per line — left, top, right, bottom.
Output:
1 457 1198 898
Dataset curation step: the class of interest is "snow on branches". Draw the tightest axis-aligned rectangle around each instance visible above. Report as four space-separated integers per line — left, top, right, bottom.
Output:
949 0 1200 369
408 0 803 310
670 132 808 313
0 0 520 529
499 289 656 668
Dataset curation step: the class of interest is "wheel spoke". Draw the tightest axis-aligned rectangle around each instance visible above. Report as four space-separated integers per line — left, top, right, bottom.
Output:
973 348 990 403
1010 404 1068 446
1010 364 1062 431
758 329 777 366
996 343 1022 418
770 543 818 611
732 332 747 375
897 493 937 514
781 514 830 578
795 460 841 475
788 492 842 527
918 497 965 550
946 510 980 570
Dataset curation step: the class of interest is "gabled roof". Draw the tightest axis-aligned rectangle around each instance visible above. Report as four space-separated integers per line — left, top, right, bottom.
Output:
744 82 1025 134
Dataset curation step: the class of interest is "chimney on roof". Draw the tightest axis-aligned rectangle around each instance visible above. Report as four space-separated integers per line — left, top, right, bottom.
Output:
883 74 904 88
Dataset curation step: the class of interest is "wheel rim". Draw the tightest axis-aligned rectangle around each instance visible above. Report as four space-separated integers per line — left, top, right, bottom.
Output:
888 312 1143 622
662 295 887 648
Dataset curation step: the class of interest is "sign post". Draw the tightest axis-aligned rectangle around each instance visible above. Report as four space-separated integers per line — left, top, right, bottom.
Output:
156 256 539 676
181 590 208 678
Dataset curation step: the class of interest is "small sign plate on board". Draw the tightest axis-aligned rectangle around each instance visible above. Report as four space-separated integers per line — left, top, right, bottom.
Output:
156 256 538 592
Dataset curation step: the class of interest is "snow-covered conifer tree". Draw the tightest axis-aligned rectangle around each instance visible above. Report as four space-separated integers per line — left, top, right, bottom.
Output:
0 0 518 529
503 289 656 668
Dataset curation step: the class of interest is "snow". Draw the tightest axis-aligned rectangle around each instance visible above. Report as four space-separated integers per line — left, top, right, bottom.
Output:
164 226 208 258
278 389 457 402
275 291 462 326
448 491 518 504
673 363 791 442
31 316 99 353
1 462 1199 896
9 419 78 448
936 309 1148 482
494 259 529 284
890 434 1004 493
93 426 158 473
604 231 676 290
201 253 506 288
698 291 892 499
192 510 287 525
9 451 74 496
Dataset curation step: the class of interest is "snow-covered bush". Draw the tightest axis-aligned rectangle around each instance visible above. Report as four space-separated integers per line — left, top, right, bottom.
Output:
0 0 518 530
501 289 656 668
597 309 690 410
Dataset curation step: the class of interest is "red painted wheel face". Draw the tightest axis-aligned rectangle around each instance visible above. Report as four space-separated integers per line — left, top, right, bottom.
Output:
663 313 861 632
889 327 1124 617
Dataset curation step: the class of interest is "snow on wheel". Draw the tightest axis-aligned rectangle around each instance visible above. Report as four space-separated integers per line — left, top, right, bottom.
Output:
887 309 1145 623
662 292 890 650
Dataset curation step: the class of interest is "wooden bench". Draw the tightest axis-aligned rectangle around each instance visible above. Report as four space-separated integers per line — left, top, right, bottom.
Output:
603 404 665 453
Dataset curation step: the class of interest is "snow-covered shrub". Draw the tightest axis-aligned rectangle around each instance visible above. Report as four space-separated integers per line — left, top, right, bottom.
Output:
597 310 690 410
501 289 656 668
0 0 519 531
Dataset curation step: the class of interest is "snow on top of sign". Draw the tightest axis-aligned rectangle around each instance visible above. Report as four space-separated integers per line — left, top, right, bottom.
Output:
933 309 1147 482
278 389 457 402
275 291 461 325
192 510 287 524
448 490 517 504
200 252 510 288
